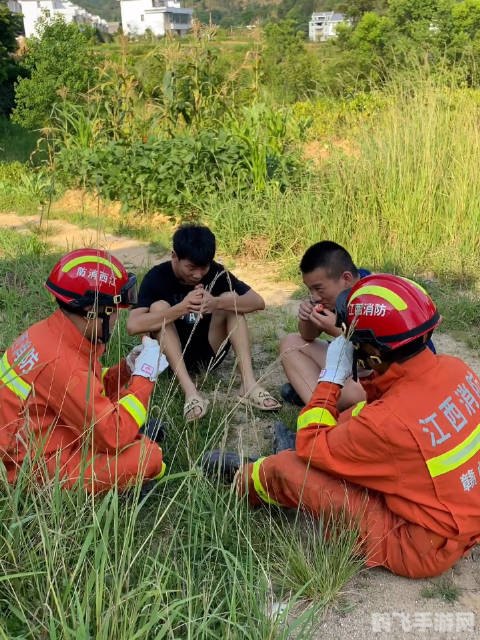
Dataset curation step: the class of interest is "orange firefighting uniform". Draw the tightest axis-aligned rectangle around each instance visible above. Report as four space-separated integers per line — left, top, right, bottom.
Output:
0 309 164 492
239 349 480 578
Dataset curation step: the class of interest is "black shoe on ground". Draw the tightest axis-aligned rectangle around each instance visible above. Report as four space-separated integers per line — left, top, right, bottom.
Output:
201 450 258 484
140 417 167 444
280 383 305 407
272 421 296 453
138 480 157 500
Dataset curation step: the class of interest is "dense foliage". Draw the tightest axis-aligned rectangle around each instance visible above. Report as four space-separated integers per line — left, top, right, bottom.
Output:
12 17 98 128
0 4 23 115
5 0 480 222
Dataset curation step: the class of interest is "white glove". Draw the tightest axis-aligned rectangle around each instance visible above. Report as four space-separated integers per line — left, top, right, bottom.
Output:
126 344 143 373
132 336 167 382
318 335 354 387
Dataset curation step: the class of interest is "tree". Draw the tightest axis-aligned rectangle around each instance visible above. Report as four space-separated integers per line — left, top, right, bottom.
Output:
277 0 316 33
12 17 98 129
388 0 440 40
451 0 480 38
339 0 389 23
434 0 480 83
0 4 23 115
262 20 319 102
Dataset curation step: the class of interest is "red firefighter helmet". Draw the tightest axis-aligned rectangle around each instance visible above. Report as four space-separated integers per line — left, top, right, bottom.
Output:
342 274 440 351
45 248 137 309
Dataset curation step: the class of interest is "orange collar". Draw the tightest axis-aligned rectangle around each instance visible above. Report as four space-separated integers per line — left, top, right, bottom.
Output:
367 348 436 395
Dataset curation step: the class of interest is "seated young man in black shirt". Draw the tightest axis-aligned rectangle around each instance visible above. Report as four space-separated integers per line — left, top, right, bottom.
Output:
127 224 281 421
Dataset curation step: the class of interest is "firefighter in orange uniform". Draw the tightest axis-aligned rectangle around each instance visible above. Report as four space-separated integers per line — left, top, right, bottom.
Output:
207 274 480 578
0 248 165 492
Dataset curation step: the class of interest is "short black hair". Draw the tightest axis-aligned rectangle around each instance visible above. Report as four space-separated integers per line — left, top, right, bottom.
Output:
300 241 358 279
172 224 216 266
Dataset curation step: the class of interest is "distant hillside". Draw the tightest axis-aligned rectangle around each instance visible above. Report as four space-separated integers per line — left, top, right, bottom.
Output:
75 0 342 30
77 0 120 21
192 0 341 29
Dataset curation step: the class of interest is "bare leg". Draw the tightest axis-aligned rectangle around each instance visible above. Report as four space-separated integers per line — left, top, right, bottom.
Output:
280 333 365 411
209 304 279 409
150 301 204 419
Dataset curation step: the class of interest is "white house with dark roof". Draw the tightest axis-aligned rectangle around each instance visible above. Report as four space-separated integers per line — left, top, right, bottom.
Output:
119 0 192 37
7 0 109 36
309 11 350 42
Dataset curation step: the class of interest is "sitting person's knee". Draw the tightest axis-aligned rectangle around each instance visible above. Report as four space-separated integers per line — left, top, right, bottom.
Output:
280 332 306 355
150 300 170 313
338 381 366 412
215 292 245 316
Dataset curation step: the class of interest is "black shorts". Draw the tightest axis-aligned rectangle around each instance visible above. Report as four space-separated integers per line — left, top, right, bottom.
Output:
182 337 231 373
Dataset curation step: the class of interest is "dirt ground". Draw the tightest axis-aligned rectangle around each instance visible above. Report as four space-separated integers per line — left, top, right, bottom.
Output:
1 212 479 640
0 212 157 268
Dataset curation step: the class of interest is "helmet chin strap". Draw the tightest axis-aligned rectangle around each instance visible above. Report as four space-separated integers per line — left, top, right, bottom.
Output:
352 350 359 382
99 311 111 344
85 306 114 343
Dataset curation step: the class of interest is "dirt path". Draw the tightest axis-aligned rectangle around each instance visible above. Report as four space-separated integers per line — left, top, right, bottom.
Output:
1 212 479 639
0 212 159 269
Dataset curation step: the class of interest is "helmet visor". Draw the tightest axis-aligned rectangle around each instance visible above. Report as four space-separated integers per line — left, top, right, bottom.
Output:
114 273 138 307
335 288 351 329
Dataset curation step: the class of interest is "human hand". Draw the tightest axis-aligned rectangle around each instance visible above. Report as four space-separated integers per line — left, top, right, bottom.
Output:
318 336 354 387
298 299 314 322
132 336 163 381
126 344 143 373
181 286 204 314
309 305 339 336
199 290 218 315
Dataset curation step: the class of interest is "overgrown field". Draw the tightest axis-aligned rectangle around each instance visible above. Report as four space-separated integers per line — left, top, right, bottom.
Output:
2 15 480 282
2 15 480 634
3 77 480 282
0 230 363 638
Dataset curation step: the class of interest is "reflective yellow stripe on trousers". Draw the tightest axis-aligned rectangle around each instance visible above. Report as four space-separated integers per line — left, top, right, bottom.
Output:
297 407 337 431
119 394 147 427
251 457 280 506
101 368 109 397
156 461 167 480
0 352 31 401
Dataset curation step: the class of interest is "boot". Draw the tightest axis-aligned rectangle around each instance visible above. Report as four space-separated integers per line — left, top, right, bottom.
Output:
201 450 258 484
140 417 167 444
280 383 305 407
272 421 296 453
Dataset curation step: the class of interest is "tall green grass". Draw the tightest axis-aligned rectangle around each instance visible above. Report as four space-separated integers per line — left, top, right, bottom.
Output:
0 230 362 638
3 78 480 285
206 80 480 282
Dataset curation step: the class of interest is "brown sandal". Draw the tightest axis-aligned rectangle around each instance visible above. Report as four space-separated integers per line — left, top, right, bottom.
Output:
184 396 210 422
237 387 282 411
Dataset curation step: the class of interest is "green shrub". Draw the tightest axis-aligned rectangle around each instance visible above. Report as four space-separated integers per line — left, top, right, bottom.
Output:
13 17 98 129
54 116 304 217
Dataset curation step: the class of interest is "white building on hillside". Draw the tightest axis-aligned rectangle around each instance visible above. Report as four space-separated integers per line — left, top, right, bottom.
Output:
7 0 109 37
309 11 349 42
119 0 192 37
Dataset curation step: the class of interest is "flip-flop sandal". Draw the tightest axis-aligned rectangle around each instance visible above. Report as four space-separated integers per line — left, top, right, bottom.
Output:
237 387 282 412
184 396 210 422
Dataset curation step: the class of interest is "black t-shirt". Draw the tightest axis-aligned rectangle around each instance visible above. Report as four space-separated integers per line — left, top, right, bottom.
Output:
137 260 250 346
